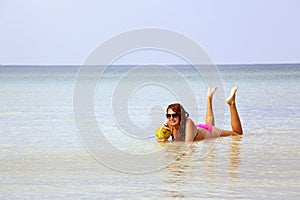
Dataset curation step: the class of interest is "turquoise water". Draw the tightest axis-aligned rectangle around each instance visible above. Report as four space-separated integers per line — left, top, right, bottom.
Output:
0 64 299 199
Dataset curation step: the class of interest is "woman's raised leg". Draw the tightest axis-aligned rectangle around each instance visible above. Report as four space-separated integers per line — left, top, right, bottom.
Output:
205 87 217 126
226 86 243 135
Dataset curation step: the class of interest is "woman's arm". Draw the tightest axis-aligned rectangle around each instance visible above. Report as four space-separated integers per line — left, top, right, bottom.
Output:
185 118 198 142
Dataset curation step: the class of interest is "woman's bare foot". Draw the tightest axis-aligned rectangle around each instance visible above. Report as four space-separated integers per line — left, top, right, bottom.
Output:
207 86 217 98
226 86 238 105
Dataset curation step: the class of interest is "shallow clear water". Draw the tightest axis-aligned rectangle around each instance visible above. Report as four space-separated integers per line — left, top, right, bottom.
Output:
0 64 299 199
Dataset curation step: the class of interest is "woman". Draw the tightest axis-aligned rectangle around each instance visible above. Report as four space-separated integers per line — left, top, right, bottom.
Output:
160 86 243 142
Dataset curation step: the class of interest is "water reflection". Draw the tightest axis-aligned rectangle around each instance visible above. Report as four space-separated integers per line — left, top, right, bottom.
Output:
161 142 194 198
157 136 242 198
229 135 242 179
227 135 242 198
200 140 217 177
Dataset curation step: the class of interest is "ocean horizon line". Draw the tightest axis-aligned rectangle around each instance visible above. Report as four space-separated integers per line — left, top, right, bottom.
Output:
0 62 299 67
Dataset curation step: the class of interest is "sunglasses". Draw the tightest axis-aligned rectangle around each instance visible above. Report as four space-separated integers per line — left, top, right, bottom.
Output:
166 113 179 118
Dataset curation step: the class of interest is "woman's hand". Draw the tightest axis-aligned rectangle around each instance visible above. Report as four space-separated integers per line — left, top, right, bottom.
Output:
164 121 169 128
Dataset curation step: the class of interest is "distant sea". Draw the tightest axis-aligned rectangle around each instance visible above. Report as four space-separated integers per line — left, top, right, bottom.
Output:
0 64 299 199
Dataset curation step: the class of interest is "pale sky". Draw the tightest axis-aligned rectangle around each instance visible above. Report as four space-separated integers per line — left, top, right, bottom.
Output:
0 0 299 65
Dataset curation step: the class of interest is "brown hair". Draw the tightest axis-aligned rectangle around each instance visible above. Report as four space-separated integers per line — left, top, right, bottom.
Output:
166 103 189 141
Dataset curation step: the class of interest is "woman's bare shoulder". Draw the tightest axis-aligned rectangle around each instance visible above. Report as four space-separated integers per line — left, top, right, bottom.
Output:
186 118 196 125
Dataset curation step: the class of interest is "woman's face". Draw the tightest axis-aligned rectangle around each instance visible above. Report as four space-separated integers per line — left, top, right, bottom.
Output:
166 108 180 126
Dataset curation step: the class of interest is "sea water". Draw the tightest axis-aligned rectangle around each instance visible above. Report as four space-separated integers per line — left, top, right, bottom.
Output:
0 64 299 199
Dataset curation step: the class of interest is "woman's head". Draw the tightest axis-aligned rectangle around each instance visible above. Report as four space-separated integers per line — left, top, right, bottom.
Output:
166 103 181 126
166 103 189 141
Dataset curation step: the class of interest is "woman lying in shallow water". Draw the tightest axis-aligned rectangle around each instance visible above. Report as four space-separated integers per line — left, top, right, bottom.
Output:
156 86 243 142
